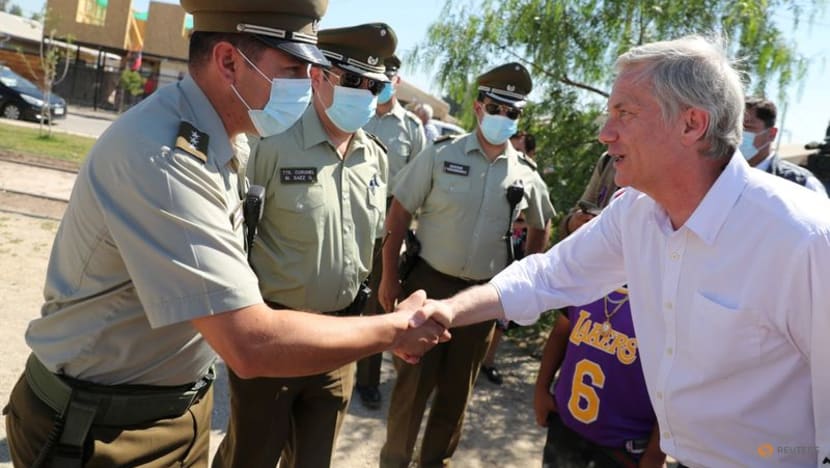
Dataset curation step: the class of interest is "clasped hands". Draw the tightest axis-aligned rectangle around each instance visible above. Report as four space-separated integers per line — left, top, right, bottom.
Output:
389 290 455 364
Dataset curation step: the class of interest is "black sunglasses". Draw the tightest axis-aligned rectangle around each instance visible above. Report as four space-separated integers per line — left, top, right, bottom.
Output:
484 102 522 120
325 69 384 96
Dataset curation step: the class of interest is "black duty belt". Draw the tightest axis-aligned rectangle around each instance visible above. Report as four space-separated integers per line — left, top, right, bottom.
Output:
265 297 363 317
25 354 214 427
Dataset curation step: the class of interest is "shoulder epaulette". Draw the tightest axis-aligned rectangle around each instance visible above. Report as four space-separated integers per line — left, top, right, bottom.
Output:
174 121 209 164
433 134 459 144
364 131 388 153
517 151 538 170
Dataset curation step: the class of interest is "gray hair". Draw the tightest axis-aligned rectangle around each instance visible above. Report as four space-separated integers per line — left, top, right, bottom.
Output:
615 35 744 159
417 103 434 120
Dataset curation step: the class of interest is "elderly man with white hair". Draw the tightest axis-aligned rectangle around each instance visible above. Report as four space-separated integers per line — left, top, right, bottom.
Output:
410 35 830 467
415 102 440 142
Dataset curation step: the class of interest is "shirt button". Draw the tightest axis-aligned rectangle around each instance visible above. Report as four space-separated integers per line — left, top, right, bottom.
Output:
656 392 663 400
297 202 304 210
665 301 673 309
670 252 680 260
341 290 347 296
662 431 671 439
666 347 673 356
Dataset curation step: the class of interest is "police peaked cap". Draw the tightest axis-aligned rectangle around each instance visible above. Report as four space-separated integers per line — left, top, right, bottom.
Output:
180 0 330 66
477 62 532 108
317 23 398 82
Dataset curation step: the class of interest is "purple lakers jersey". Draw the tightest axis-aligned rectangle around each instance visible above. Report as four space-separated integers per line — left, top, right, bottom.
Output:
553 288 656 448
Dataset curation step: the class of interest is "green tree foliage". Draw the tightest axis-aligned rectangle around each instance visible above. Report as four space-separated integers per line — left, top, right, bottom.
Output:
18 10 72 137
412 0 820 231
9 3 22 16
120 69 145 97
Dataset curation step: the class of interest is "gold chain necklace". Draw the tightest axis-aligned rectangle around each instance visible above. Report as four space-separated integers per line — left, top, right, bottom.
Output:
601 294 629 335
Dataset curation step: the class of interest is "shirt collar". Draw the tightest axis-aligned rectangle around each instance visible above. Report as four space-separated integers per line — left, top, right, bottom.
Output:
177 75 234 167
684 152 749 245
755 152 775 172
463 132 518 161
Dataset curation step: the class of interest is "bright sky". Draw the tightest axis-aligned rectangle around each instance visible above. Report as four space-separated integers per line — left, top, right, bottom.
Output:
12 0 830 144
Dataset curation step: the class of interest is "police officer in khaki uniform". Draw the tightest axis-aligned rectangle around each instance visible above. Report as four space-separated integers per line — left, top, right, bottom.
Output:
3 2 449 466
378 62 556 467
356 54 427 410
213 22 397 468
559 152 619 237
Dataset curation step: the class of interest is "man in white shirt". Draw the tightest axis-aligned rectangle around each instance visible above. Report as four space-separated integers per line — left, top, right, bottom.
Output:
741 96 827 195
407 35 830 467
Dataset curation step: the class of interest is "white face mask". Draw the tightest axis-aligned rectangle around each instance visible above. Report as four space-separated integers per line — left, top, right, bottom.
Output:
233 50 312 137
739 129 771 161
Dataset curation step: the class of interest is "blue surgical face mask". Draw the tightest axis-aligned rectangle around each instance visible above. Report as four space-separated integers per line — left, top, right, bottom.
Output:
324 84 377 133
234 50 311 137
377 82 395 105
738 129 770 160
479 113 518 145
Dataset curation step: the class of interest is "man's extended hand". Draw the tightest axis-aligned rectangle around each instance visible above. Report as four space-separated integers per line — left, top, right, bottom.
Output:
389 290 451 363
409 297 453 329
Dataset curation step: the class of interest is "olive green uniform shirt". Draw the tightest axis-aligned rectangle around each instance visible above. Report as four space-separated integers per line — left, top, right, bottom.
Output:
392 132 555 280
25 76 263 386
558 152 618 237
363 101 426 191
248 105 388 312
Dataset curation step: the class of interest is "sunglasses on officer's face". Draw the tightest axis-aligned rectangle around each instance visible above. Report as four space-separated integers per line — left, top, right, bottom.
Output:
484 102 522 120
324 69 384 96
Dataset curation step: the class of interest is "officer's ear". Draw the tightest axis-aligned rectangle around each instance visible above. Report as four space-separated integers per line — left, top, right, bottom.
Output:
213 41 240 85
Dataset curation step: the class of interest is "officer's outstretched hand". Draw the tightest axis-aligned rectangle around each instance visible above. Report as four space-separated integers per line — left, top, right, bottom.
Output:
390 290 451 364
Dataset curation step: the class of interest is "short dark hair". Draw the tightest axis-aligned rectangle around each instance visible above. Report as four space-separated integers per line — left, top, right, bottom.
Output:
745 97 777 129
189 32 268 68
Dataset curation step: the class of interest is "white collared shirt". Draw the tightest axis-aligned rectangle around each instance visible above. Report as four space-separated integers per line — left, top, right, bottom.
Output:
492 154 830 467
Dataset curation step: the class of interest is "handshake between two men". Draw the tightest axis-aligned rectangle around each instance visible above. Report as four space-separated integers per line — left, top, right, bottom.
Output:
390 284 504 363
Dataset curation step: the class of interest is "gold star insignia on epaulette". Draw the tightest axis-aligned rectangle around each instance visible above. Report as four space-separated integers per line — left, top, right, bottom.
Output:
175 121 209 163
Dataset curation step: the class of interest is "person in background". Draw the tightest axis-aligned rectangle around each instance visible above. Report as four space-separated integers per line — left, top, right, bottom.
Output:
356 53 428 410
479 130 543 385
742 96 827 195
379 62 555 467
536 163 663 467
416 102 440 142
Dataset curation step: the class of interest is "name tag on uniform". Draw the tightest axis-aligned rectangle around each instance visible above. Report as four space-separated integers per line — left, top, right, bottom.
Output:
280 167 318 184
443 161 470 176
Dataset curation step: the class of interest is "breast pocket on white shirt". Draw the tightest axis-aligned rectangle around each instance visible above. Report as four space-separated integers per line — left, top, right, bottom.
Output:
688 292 762 379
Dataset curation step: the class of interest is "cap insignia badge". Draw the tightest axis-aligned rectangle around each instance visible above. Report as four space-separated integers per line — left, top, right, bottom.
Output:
368 56 378 65
506 84 516 92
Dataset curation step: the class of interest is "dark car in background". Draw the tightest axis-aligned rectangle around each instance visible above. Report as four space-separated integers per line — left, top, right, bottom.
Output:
0 65 66 122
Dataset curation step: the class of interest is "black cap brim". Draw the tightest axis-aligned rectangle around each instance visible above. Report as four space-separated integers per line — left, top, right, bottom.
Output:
255 35 331 67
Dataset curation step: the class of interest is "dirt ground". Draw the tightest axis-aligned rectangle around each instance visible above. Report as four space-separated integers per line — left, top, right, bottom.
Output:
0 194 546 467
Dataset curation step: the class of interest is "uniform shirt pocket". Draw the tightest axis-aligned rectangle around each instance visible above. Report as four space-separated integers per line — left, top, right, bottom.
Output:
688 292 762 379
271 184 326 242
389 138 412 160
